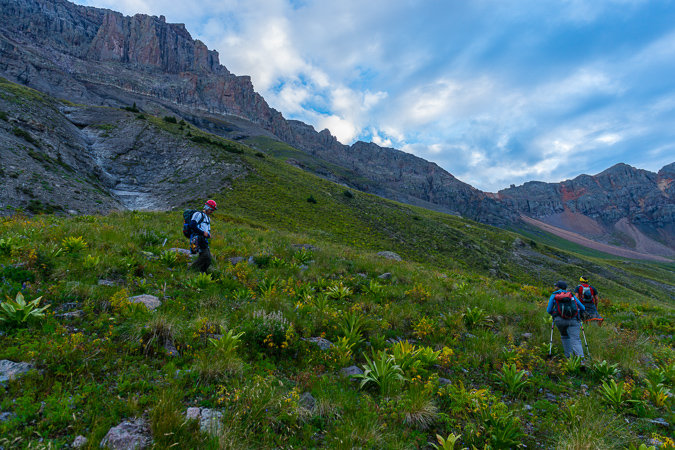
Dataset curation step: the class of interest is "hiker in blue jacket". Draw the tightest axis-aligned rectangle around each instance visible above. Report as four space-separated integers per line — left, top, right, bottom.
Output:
547 281 586 360
189 199 217 273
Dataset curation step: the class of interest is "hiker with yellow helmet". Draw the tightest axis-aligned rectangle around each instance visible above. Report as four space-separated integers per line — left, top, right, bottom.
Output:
188 199 217 273
574 275 603 325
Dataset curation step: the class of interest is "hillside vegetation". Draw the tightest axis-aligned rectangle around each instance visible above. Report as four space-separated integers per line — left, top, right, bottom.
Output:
1 201 675 449
2 94 675 449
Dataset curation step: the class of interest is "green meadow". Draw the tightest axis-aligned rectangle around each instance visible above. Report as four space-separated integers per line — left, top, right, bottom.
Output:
2 94 675 449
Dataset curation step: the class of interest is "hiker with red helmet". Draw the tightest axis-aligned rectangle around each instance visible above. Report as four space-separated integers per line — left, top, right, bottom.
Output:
188 199 217 273
574 276 603 325
547 280 586 361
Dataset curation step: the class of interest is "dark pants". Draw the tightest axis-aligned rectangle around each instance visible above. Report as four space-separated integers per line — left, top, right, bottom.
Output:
190 236 212 273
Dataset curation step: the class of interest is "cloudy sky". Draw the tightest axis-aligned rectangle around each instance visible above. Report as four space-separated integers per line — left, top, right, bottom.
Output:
76 0 675 192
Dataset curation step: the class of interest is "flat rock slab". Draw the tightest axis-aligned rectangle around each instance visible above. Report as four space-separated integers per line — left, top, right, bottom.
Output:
100 419 151 450
186 407 222 435
72 436 88 448
377 251 402 261
651 418 669 427
56 311 84 320
128 295 161 311
304 337 333 351
0 360 34 380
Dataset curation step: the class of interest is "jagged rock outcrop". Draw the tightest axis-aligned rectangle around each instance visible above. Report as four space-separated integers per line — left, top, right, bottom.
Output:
498 163 675 255
0 0 515 224
0 77 247 214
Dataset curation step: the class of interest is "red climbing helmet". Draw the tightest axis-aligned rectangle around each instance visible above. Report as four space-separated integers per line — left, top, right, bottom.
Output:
205 199 218 211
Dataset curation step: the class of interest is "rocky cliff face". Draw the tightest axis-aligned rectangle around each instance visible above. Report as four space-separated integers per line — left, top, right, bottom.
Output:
0 77 247 214
498 163 675 254
0 0 514 224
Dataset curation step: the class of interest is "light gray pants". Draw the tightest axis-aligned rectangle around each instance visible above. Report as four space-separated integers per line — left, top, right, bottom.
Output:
554 317 584 358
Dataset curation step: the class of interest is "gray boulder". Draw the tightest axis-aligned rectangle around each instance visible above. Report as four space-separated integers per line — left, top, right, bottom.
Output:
128 295 161 311
651 418 669 427
186 407 222 435
72 436 88 448
0 412 17 422
378 273 392 280
304 337 333 351
438 378 452 386
0 360 34 381
340 366 364 378
99 419 151 450
377 251 402 261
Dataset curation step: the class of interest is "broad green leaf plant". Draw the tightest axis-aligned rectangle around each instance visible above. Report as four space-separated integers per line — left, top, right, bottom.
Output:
0 292 50 328
353 350 405 397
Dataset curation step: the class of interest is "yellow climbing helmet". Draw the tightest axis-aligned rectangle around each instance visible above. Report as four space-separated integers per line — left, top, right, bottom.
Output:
579 276 588 283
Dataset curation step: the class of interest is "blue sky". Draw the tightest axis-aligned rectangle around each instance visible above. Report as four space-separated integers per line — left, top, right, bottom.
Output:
76 0 675 192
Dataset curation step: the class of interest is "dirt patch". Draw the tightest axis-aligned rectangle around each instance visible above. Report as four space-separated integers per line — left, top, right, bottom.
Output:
541 209 606 237
614 218 675 257
520 215 673 262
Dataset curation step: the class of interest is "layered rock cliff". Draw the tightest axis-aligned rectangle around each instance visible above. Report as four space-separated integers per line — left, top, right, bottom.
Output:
0 77 247 214
0 0 513 224
498 163 675 255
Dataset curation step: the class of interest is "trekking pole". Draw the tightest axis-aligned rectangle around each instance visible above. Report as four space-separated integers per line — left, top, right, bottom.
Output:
548 319 555 357
580 321 591 360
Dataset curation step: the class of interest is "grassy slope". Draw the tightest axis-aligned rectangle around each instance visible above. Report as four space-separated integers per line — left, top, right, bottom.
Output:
1 82 675 449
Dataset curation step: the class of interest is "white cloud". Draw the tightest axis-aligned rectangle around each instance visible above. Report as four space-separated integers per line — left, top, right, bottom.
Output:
317 115 357 142
371 132 393 148
363 90 387 111
596 133 622 145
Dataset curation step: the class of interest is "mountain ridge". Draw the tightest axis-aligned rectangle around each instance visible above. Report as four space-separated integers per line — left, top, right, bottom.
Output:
0 0 515 225
498 162 675 256
1 0 674 256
